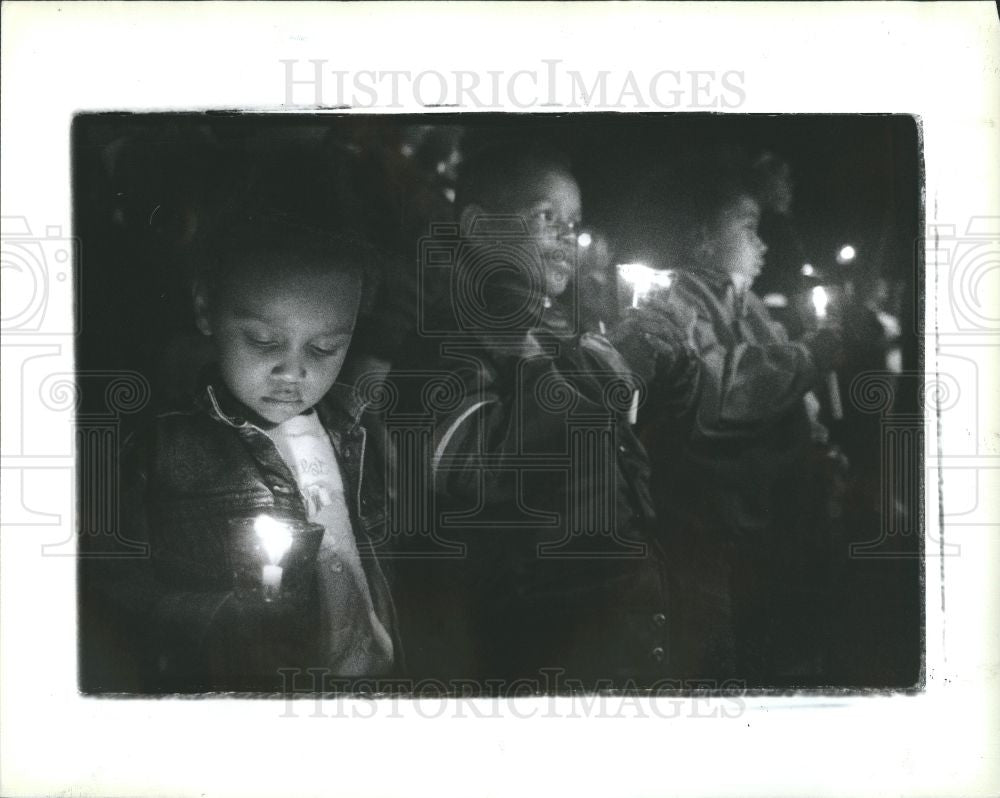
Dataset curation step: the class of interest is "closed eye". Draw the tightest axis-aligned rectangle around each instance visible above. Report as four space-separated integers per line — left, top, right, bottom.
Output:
310 343 343 357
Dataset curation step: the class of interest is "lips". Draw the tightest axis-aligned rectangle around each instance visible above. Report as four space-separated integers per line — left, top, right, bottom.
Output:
263 394 303 405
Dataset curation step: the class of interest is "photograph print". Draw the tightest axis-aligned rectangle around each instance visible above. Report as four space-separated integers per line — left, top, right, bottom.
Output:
74 113 923 695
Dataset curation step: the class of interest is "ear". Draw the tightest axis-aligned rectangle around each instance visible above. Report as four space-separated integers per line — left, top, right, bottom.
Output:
191 280 213 337
459 203 485 236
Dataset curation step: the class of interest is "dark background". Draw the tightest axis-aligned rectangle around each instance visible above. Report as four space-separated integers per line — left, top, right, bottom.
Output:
74 113 923 688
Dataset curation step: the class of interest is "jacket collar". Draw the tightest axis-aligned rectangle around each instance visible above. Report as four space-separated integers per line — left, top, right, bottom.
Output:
685 263 735 294
683 264 749 318
195 366 367 434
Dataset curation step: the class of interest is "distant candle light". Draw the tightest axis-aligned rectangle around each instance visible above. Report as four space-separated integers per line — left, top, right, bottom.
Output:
577 231 593 248
811 285 830 320
801 263 815 277
837 245 856 264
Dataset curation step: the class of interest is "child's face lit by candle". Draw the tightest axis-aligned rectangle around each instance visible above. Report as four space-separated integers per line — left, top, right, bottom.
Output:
195 257 361 425
473 167 583 300
512 169 582 299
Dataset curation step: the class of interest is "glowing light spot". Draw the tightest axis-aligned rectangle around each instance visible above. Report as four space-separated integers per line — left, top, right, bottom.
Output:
254 515 292 565
617 263 676 308
811 285 830 320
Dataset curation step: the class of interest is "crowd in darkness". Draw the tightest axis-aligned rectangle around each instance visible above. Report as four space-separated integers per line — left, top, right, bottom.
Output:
76 115 922 692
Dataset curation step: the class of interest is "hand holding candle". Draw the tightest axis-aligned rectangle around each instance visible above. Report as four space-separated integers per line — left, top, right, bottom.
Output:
617 263 676 309
615 264 678 423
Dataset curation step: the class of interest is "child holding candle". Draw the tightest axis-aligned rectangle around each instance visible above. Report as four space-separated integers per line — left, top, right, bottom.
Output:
622 160 837 685
83 213 398 692
619 155 844 684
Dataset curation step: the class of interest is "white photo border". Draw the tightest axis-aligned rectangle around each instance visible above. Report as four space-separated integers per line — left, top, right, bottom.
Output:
1 2 998 797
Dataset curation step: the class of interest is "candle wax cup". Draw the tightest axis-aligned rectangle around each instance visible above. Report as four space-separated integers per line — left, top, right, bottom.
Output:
261 564 283 600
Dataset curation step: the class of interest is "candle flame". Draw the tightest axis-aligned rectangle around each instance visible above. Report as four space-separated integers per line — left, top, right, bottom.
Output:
254 515 292 565
811 285 830 320
617 263 675 308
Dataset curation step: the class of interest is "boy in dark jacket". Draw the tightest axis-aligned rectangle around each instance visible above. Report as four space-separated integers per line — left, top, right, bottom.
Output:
396 143 674 689
82 216 398 692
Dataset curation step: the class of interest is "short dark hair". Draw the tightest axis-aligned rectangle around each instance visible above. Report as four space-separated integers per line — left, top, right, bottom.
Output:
196 211 377 310
454 139 574 213
642 153 764 265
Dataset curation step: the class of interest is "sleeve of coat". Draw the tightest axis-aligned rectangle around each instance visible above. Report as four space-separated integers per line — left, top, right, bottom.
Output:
85 428 236 669
429 343 625 504
688 304 819 438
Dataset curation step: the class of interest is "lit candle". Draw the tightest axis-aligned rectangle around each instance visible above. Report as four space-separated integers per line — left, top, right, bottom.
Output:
254 515 292 601
616 264 676 425
811 285 829 321
810 285 843 421
617 263 676 309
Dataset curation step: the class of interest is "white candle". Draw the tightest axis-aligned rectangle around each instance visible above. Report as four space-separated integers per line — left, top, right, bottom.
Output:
261 564 283 600
827 371 844 421
628 389 640 425
809 286 843 420
254 515 292 601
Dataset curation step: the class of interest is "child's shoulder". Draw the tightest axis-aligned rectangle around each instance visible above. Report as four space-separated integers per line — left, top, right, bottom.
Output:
315 381 370 433
122 397 234 467
122 400 262 498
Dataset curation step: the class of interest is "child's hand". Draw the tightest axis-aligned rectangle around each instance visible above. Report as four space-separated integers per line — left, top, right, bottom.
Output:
609 300 693 384
632 291 698 344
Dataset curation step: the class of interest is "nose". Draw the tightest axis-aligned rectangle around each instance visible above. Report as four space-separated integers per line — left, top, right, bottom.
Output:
755 234 768 255
271 353 306 382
